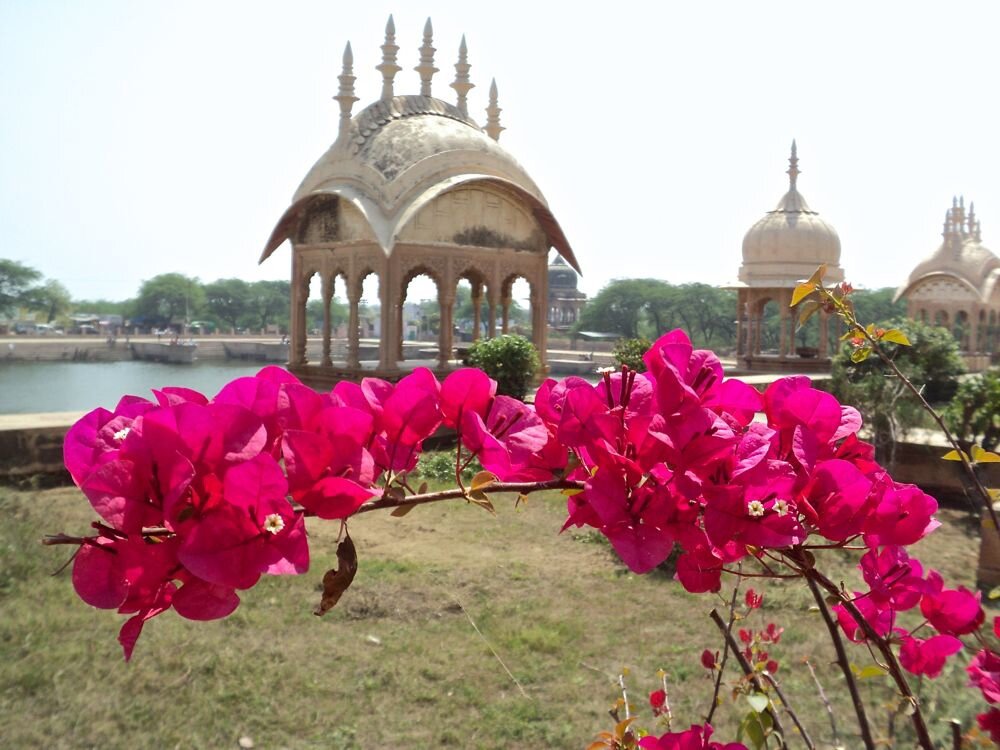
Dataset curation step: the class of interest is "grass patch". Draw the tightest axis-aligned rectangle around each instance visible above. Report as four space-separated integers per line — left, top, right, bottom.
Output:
0 485 991 748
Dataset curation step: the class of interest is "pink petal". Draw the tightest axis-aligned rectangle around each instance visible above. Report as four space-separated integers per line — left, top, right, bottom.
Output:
72 542 128 609
172 579 240 621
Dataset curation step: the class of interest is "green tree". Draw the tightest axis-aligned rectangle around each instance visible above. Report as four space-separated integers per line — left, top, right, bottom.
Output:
24 279 72 323
0 259 42 317
135 273 205 328
204 278 252 331
944 370 1000 452
248 280 290 332
466 334 540 399
832 317 965 464
577 279 664 338
850 287 908 329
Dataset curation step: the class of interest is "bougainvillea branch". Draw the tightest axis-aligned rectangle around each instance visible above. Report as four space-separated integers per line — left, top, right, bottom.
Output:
51 328 1000 747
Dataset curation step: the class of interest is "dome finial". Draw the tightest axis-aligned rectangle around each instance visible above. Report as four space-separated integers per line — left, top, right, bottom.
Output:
415 17 438 97
968 201 977 234
376 15 401 100
450 34 474 116
334 41 359 140
787 139 800 190
485 78 504 141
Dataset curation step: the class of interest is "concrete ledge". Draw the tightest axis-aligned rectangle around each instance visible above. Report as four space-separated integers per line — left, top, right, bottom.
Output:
0 412 83 485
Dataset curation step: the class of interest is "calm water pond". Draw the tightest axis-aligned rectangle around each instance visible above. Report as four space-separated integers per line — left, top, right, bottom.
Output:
0 361 270 414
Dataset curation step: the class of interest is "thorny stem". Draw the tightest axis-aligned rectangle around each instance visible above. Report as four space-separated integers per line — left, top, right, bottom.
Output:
760 672 817 750
805 563 934 750
800 567 875 750
803 657 841 747
705 577 740 725
355 478 586 514
709 609 787 749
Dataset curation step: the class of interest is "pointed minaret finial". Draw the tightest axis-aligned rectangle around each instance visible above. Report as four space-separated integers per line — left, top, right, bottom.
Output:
334 42 359 140
968 201 977 234
976 219 983 242
415 17 438 97
450 34 474 116
485 78 504 141
377 15 401 100
787 139 800 190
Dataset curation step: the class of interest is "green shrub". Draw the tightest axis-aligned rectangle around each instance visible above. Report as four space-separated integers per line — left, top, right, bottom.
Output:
465 334 540 400
612 337 651 372
415 451 482 484
945 369 1000 451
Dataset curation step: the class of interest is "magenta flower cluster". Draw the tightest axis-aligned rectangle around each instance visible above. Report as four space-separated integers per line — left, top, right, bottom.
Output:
62 329 1000 742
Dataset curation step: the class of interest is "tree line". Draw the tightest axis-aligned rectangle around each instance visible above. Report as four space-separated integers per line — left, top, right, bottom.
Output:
1 260 292 333
575 278 905 351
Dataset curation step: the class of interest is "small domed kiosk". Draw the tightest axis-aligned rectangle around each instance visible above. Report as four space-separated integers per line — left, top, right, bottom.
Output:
896 197 1000 358
259 17 580 387
547 255 587 331
733 142 844 370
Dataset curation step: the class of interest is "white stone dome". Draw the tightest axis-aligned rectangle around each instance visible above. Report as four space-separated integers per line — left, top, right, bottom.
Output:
738 143 843 287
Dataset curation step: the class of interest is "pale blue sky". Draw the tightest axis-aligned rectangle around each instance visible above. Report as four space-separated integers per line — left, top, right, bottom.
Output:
3 1 1000 302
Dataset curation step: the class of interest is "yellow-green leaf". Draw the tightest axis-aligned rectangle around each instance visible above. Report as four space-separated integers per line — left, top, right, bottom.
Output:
972 445 1000 463
466 489 496 515
515 493 529 510
746 692 770 713
806 264 827 286
850 347 871 363
797 299 820 327
880 328 911 346
988 586 1000 600
942 449 970 462
470 470 498 491
851 663 887 679
390 502 417 517
790 282 816 307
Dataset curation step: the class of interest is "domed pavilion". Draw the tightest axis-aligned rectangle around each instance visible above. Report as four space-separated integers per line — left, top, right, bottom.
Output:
896 197 1000 357
259 17 580 387
547 255 587 331
733 142 844 370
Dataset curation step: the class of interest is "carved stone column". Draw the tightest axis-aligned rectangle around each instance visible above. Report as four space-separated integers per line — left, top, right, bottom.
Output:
471 281 482 342
487 288 497 339
438 292 454 369
347 282 361 369
735 289 744 357
321 272 333 367
378 270 395 372
397 296 405 362
290 254 307 366
530 284 547 368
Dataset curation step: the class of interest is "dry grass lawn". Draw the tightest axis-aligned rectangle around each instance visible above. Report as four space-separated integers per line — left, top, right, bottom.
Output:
0 479 992 749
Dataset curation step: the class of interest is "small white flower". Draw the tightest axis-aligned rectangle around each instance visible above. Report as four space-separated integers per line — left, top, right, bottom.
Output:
773 499 790 517
596 366 616 374
263 513 285 534
747 500 766 518
113 426 131 443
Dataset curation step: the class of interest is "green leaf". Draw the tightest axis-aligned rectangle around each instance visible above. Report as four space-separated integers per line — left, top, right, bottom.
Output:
790 283 816 307
466 489 496 516
746 692 770 713
941 449 970 462
880 328 911 346
988 585 1000 600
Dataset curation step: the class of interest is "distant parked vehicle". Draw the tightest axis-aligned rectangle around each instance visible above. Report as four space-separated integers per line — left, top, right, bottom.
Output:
73 324 99 335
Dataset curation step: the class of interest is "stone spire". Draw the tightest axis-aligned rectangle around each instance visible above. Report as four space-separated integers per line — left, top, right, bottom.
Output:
415 17 438 97
968 201 977 235
376 15 401 100
450 34 474 116
485 78 504 141
334 42 359 140
786 139 800 190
